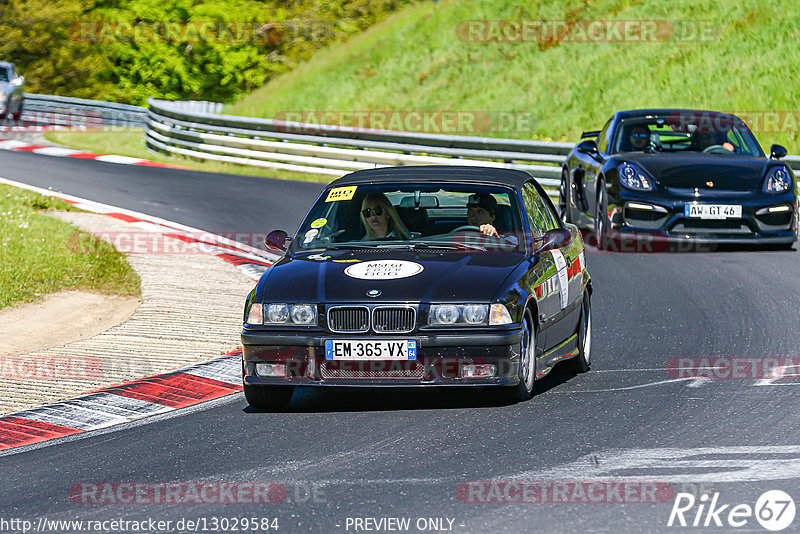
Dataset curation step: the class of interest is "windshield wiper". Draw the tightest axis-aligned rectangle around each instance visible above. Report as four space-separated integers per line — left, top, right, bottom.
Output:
407 240 487 251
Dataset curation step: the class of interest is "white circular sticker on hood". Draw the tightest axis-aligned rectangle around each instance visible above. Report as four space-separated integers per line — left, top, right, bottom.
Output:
344 260 424 280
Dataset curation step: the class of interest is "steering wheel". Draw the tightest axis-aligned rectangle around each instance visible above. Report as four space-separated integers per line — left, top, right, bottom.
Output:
449 225 483 234
702 144 728 154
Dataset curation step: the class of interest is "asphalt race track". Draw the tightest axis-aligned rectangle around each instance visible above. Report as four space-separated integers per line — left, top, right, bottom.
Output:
1 150 800 533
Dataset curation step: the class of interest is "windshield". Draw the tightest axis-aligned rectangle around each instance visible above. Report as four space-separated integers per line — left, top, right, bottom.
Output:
0 69 8 82
611 114 763 156
293 182 524 253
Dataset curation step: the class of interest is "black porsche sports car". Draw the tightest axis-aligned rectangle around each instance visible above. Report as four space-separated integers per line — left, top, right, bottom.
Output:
560 109 798 248
242 166 592 409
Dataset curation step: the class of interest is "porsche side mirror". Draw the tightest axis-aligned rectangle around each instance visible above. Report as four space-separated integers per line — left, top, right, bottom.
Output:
535 228 571 254
266 229 291 251
577 140 598 155
770 144 787 160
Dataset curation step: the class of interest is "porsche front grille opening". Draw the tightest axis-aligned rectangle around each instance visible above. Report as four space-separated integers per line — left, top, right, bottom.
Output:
373 307 416 333
670 219 752 235
328 307 369 333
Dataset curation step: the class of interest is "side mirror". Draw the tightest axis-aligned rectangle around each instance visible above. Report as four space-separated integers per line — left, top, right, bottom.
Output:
577 140 598 155
770 144 787 160
265 229 291 251
534 228 571 254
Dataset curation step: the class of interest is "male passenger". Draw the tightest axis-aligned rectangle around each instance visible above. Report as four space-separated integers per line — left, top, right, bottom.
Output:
467 193 500 237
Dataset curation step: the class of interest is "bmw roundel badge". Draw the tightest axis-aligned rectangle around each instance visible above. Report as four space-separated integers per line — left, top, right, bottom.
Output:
366 289 382 297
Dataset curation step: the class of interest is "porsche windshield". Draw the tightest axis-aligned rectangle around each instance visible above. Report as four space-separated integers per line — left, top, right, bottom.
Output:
294 183 524 252
611 114 763 156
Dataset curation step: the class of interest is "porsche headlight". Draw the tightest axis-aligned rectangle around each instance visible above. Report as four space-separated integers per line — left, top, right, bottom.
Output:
764 166 793 193
429 304 488 326
619 162 653 191
264 303 317 325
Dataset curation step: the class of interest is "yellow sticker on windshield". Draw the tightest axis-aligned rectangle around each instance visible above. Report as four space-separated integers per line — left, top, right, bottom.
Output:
310 217 327 228
326 186 357 202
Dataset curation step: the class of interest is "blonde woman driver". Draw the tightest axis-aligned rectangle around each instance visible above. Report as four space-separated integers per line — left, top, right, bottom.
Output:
360 192 411 241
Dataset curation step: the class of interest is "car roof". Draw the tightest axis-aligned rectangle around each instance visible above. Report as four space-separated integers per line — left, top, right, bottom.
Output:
615 109 744 121
0 61 13 69
328 165 532 189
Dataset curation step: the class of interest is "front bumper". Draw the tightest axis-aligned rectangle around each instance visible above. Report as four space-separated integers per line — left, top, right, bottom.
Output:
607 187 797 245
241 329 523 387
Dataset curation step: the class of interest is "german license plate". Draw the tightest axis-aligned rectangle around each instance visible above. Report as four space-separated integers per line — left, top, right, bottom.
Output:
684 204 742 219
325 340 417 361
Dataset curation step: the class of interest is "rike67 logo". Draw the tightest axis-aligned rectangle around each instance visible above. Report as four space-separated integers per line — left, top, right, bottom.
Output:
668 490 796 531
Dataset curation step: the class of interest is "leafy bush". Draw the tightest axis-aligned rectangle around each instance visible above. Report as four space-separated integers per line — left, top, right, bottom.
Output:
0 0 415 104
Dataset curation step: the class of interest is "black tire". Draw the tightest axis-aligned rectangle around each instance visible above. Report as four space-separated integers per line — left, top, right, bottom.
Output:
244 384 295 410
502 308 536 402
564 294 591 373
559 169 571 223
594 183 609 251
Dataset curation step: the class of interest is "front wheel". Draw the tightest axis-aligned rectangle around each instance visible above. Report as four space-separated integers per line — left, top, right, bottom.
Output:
502 309 536 402
244 384 295 410
564 294 591 373
594 184 610 251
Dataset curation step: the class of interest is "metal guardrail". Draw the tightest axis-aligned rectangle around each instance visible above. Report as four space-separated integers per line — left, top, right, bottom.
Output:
144 99 800 191
145 98 567 188
22 93 148 127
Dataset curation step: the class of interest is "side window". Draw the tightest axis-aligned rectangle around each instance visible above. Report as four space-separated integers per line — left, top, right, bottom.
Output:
523 184 557 239
535 195 559 231
726 129 743 151
596 118 613 153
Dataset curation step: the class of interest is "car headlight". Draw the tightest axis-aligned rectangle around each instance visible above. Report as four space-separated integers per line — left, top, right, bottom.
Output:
262 303 317 325
429 304 488 326
619 162 653 191
764 166 793 193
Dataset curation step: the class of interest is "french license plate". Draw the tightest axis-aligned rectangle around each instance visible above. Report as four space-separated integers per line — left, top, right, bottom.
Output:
684 204 742 219
325 340 417 361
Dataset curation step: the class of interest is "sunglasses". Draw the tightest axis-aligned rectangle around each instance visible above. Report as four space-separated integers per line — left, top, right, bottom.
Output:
630 133 649 139
362 207 384 218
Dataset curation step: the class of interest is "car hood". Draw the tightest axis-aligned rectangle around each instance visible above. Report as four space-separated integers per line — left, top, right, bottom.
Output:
256 249 526 304
620 153 768 191
0 82 14 94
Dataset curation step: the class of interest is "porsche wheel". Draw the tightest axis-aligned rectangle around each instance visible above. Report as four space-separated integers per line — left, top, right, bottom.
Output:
594 184 609 251
244 385 295 410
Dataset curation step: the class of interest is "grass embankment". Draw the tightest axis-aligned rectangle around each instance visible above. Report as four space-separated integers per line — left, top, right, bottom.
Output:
43 129 330 183
0 185 140 309
227 0 800 153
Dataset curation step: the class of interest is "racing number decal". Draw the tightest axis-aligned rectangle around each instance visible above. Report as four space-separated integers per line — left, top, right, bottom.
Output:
551 249 569 310
325 186 357 202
